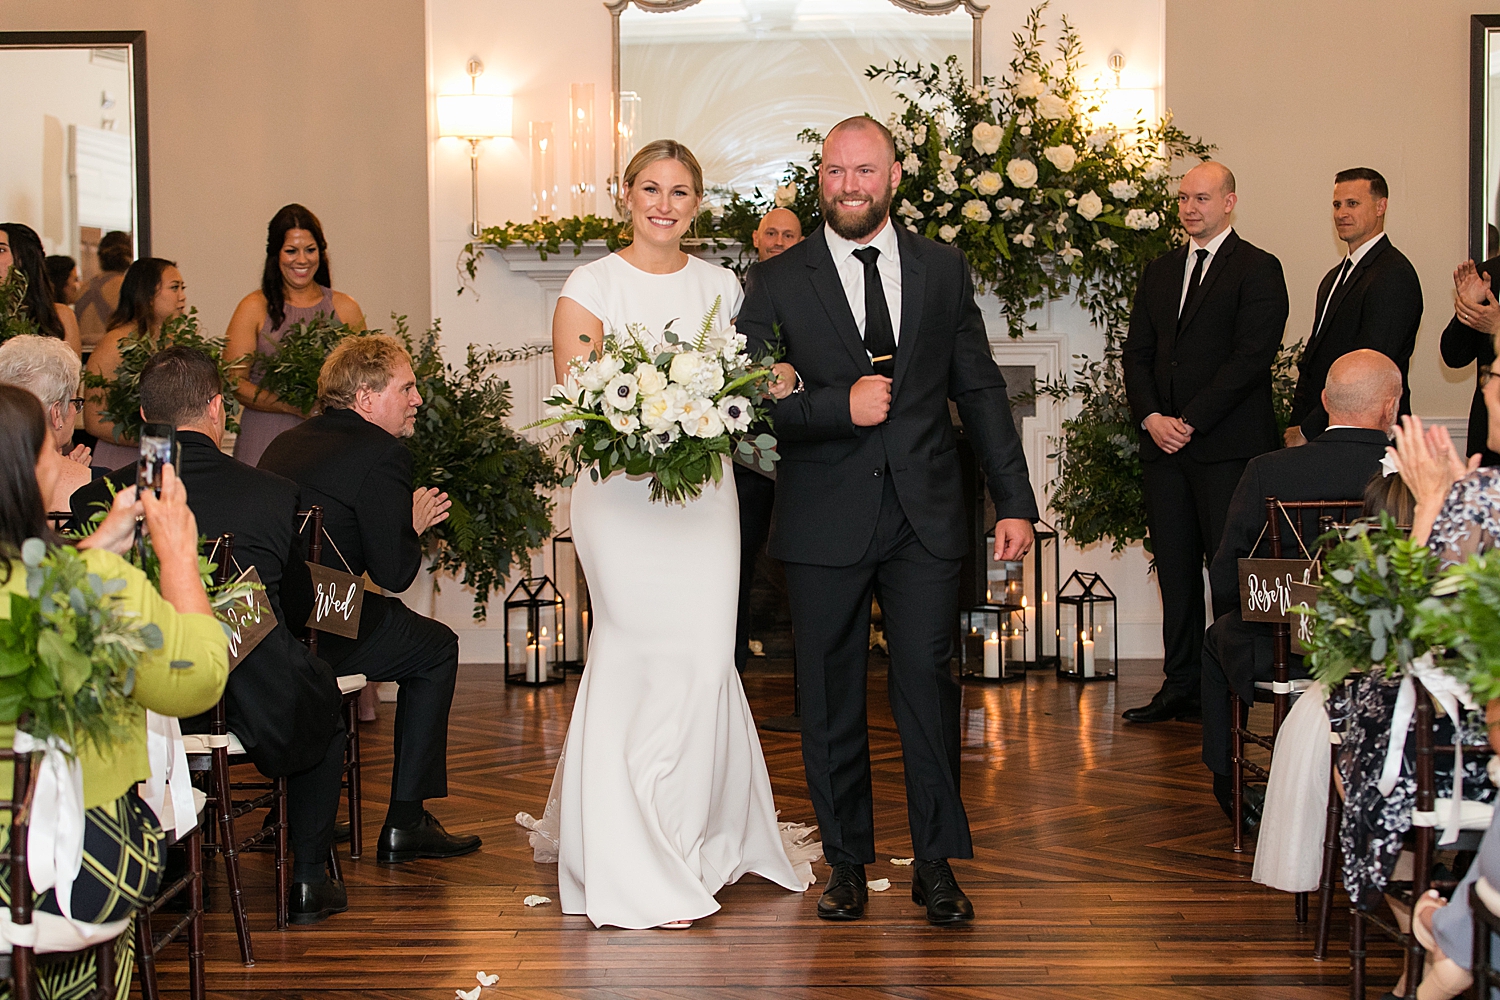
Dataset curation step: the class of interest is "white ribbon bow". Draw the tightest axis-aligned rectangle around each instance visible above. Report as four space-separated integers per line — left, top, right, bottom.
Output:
1376 653 1478 845
11 732 84 920
138 711 197 839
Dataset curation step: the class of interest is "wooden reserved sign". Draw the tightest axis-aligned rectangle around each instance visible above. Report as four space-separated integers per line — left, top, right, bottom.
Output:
1288 581 1319 655
216 567 276 669
1238 558 1315 623
305 563 364 638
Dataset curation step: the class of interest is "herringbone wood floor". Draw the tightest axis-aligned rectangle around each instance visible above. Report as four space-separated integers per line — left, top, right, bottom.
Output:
155 660 1401 999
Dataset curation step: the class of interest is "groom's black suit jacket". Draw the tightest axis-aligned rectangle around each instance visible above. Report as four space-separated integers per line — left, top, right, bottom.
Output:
739 223 1037 567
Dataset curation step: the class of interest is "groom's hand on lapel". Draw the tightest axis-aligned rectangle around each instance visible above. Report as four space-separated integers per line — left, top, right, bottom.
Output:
993 518 1034 561
850 375 892 426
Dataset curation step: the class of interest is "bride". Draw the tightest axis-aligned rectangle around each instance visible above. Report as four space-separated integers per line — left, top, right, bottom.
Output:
519 139 817 929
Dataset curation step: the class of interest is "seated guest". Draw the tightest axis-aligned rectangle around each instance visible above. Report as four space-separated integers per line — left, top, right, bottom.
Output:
259 335 479 863
72 346 349 922
1443 257 1500 467
45 254 81 305
0 222 83 354
84 257 188 471
0 335 91 512
734 207 804 671
75 230 133 356
4 384 227 994
1201 349 1401 825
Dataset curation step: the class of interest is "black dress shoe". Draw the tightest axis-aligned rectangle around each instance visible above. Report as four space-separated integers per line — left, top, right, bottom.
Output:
289 878 349 925
911 859 974 925
817 863 867 921
376 811 482 863
1122 690 1200 724
1212 775 1264 832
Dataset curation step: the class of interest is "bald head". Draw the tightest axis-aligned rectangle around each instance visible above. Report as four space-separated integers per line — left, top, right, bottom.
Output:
1185 161 1235 195
825 116 896 165
753 208 804 261
1322 349 1402 430
1177 161 1237 244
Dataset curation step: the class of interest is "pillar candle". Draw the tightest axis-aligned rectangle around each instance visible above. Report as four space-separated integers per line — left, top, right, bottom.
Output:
984 631 1002 679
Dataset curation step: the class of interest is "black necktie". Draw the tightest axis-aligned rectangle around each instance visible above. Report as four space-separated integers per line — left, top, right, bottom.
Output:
1312 257 1354 340
853 246 897 378
1178 248 1209 327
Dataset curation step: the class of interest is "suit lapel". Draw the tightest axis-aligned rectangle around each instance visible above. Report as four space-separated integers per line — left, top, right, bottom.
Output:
1308 238 1389 357
892 225 926 396
1154 245 1188 347
1176 230 1240 334
804 226 873 374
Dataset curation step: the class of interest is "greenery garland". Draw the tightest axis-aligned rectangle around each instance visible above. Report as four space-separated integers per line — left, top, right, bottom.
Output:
1 269 43 344
401 318 560 620
1415 553 1500 704
0 540 159 755
83 308 241 441
244 313 362 415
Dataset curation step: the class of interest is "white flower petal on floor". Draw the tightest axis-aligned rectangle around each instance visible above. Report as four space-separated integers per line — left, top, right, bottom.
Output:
890 858 914 866
476 972 499 987
457 988 481 1000
523 894 552 906
866 878 892 891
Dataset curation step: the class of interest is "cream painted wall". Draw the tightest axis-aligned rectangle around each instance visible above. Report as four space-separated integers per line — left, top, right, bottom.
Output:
1 2 431 337
1164 0 1475 420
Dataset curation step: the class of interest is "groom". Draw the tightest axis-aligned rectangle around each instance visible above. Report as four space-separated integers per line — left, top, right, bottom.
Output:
740 116 1038 925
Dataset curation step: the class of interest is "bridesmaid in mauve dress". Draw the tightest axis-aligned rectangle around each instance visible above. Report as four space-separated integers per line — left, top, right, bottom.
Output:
83 257 188 472
225 204 364 467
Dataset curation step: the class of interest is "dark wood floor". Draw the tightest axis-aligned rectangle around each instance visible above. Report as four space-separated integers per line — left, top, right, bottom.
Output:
155 659 1401 999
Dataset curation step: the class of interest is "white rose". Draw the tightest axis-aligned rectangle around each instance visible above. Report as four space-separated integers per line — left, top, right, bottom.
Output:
1005 159 1038 189
608 411 640 433
1011 223 1037 248
971 122 1003 156
1109 179 1140 201
1075 191 1104 221
974 171 1002 196
602 373 639 411
717 396 752 433
774 184 797 207
961 199 992 223
668 350 706 385
1036 92 1070 120
936 171 959 195
1014 71 1045 99
634 365 667 396
938 224 960 243
1043 144 1077 173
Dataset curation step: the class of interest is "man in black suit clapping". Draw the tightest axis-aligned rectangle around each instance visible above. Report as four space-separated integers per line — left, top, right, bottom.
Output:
260 335 480 864
740 117 1038 926
1122 161 1290 723
71 346 349 923
1286 167 1422 446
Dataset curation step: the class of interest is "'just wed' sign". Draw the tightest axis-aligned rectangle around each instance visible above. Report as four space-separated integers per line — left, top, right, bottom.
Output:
305 563 364 639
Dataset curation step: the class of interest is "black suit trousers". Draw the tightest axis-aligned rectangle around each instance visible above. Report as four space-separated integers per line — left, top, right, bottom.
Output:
781 474 970 866
1142 453 1248 699
733 465 776 674
1201 610 1307 775
336 594 459 802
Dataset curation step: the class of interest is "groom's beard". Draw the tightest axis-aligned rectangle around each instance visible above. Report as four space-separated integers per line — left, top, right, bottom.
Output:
822 188 894 242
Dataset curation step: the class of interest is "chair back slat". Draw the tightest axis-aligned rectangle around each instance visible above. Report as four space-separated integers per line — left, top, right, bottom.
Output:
7 745 35 998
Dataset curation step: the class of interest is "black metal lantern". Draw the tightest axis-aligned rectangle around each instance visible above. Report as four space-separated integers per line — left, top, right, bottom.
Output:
551 534 590 674
984 518 1060 670
1056 569 1117 681
504 576 565 687
958 605 1026 682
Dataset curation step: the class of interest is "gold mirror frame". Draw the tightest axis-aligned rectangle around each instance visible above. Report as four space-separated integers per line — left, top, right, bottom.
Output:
605 0 988 207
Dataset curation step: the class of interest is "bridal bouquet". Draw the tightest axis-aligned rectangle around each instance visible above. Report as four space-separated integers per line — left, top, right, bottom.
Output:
535 298 779 504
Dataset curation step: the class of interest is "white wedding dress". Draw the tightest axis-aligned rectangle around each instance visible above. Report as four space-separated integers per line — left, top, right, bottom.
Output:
517 252 818 929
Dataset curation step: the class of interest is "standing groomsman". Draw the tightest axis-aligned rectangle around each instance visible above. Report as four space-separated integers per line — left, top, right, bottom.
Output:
1286 167 1422 445
1121 162 1289 723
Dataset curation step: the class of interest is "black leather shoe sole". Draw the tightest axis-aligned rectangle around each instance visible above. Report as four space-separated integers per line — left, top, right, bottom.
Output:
816 899 865 921
911 887 974 925
290 897 349 925
377 837 481 864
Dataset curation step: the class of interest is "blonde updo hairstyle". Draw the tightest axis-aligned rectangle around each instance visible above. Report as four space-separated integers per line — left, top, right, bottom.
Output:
621 139 704 241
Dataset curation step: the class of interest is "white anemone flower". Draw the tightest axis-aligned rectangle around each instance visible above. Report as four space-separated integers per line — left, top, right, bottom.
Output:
718 396 752 432
608 411 640 433
603 373 639 411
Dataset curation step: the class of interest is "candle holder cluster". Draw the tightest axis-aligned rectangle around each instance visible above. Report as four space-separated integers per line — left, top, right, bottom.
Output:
1056 570 1118 681
958 604 1026 682
551 534 590 674
965 519 1060 674
504 576 566 687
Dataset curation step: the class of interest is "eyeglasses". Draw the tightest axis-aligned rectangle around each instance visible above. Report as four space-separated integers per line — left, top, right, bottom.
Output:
69 397 85 410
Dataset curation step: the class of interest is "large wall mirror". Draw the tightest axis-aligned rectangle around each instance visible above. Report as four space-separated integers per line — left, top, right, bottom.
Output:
609 0 986 197
0 31 150 273
1472 15 1500 262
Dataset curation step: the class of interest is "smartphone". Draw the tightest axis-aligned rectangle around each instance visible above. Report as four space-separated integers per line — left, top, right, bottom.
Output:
137 424 177 498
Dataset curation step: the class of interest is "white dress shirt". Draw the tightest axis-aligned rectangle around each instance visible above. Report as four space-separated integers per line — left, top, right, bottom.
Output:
825 219 903 349
1179 225 1234 315
1311 232 1386 341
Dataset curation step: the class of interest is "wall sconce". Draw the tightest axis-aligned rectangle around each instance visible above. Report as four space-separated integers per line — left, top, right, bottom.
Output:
531 121 558 221
1088 52 1158 131
570 83 596 217
437 58 513 238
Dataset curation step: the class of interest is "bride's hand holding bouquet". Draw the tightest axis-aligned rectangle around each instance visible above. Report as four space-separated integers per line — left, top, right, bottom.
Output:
533 297 783 504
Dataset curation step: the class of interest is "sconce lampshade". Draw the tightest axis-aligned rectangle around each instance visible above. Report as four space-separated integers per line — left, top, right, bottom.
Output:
437 93 513 139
